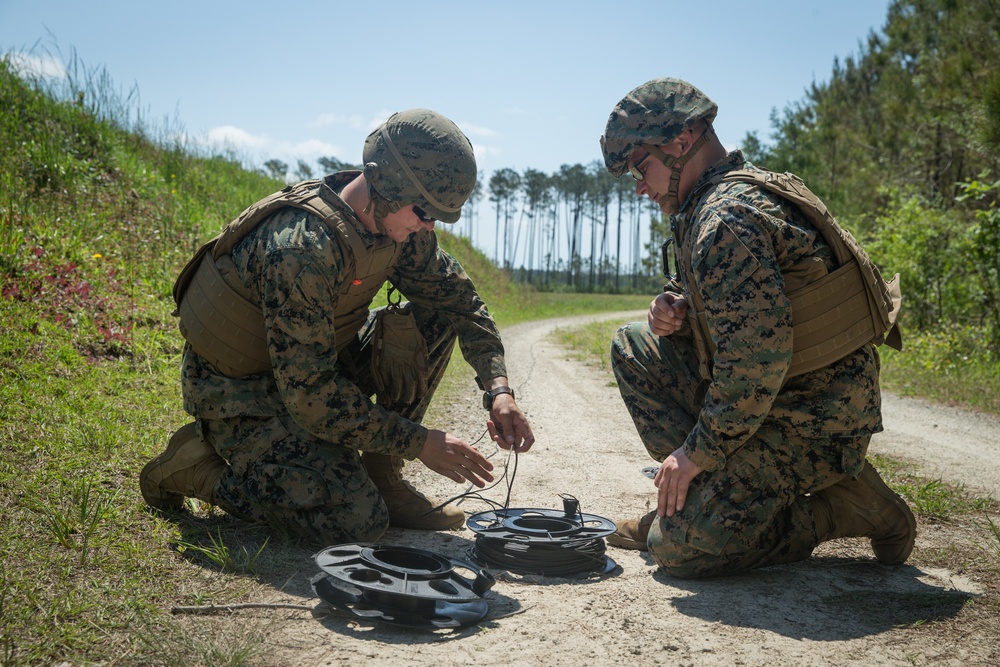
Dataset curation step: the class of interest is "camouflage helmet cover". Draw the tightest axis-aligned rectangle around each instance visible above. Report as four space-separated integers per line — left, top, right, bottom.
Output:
600 77 718 178
362 109 477 223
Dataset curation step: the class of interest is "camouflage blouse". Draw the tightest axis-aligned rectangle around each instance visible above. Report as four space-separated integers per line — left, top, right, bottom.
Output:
673 151 882 472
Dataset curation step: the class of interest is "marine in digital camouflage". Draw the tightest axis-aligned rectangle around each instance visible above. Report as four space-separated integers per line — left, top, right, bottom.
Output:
611 150 882 579
180 170 507 543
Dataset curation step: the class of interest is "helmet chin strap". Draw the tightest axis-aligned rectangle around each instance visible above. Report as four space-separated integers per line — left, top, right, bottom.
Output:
363 181 400 235
642 126 714 211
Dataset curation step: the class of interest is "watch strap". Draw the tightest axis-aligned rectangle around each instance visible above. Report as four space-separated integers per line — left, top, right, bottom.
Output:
483 386 515 410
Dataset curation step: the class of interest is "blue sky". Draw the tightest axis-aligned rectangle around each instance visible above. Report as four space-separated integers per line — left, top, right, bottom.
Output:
1 0 893 262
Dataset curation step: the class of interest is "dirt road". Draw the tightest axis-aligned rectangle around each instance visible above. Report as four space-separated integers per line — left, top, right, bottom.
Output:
266 312 999 667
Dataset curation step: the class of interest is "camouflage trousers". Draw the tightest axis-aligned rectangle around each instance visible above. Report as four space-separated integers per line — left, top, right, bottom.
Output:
204 304 456 545
611 321 868 579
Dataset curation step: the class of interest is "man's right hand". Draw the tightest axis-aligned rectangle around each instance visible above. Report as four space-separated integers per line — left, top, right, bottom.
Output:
654 447 703 518
418 430 495 488
648 291 689 336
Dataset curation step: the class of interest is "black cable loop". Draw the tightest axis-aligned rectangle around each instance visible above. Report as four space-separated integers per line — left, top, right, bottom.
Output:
428 432 519 514
471 534 608 577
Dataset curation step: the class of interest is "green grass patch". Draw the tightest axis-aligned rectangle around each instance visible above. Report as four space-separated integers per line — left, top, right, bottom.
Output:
549 317 637 373
880 325 1000 415
869 453 997 520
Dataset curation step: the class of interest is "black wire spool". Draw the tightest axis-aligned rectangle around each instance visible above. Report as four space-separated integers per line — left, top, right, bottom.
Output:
466 499 618 577
311 543 496 629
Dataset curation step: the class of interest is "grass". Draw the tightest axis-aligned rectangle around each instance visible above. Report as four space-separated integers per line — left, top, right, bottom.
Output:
879 325 1000 414
977 516 1000 562
174 532 270 575
29 476 119 566
550 317 632 373
2 47 999 665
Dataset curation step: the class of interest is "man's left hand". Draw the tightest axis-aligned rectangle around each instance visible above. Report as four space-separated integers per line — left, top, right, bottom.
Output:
487 392 535 453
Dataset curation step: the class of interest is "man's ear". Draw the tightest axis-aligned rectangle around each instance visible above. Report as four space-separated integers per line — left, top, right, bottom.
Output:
675 128 695 155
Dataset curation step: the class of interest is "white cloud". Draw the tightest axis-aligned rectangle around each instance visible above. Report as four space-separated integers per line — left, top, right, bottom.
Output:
470 142 508 176
7 52 66 79
368 109 394 131
309 110 396 133
290 137 342 156
200 124 350 173
460 122 499 139
205 125 271 151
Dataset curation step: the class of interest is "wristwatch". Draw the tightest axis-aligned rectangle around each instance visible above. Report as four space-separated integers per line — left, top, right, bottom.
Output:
482 386 515 410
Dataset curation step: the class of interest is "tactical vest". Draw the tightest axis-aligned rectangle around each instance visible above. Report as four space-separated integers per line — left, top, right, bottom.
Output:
678 169 902 381
172 175 401 378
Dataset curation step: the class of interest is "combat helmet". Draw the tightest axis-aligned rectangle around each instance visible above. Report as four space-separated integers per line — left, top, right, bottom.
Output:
362 109 477 225
600 77 718 178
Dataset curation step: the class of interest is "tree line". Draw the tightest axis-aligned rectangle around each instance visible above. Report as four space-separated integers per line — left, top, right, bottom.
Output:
744 0 1000 355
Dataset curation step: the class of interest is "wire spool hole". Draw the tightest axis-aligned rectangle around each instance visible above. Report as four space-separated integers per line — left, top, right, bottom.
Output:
504 513 580 537
364 546 452 575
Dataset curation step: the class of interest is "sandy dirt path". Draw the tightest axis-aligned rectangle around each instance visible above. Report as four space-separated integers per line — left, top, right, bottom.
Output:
264 312 999 667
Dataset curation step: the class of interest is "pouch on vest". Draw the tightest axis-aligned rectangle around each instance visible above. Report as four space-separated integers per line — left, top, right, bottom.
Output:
370 287 429 409
682 168 903 380
176 249 271 377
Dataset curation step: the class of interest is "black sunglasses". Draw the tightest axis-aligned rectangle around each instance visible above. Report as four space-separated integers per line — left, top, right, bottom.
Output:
413 206 436 223
629 152 652 182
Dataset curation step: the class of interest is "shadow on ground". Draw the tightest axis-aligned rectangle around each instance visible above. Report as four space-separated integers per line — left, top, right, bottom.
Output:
658 556 977 640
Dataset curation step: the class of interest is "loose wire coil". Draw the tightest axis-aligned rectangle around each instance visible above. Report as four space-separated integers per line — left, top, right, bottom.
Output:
466 498 618 577
470 532 611 577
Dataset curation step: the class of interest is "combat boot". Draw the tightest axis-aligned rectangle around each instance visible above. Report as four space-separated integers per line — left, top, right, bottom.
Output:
140 423 227 510
811 460 916 564
606 510 657 550
362 453 465 530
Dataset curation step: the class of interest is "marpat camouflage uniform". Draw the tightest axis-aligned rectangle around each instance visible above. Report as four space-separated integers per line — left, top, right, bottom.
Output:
612 151 882 578
181 173 507 543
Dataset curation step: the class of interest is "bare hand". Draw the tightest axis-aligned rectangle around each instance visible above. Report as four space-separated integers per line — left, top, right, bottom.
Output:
487 393 535 453
418 430 495 487
654 447 703 517
648 291 689 337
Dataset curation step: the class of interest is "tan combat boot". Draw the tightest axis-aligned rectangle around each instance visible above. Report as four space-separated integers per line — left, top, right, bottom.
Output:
606 510 657 550
140 423 227 511
362 453 465 530
811 460 916 564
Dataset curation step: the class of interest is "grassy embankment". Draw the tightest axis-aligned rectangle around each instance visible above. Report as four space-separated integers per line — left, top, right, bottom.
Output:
1 55 996 665
0 56 650 665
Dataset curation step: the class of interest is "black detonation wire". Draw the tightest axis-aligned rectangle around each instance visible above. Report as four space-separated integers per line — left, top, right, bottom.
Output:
424 429 520 515
427 436 610 576
419 369 610 575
